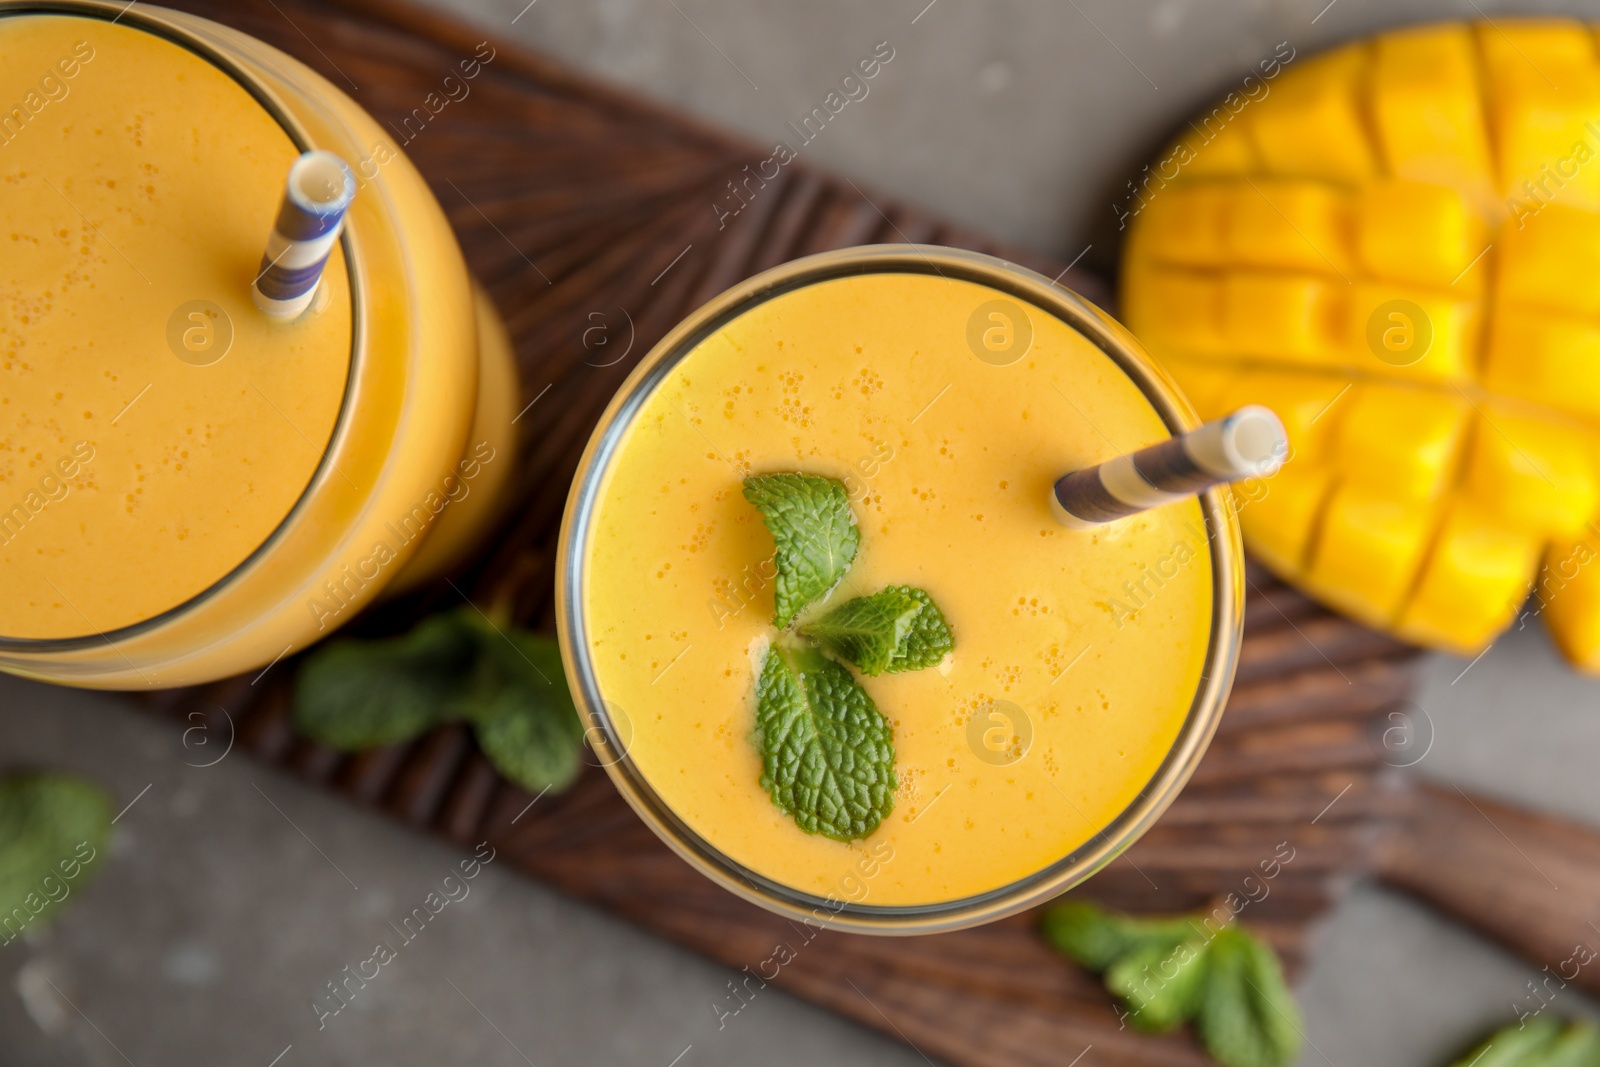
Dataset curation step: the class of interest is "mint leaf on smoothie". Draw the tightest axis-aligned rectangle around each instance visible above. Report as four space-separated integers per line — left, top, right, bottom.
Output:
742 473 860 627
754 643 896 841
802 585 955 675
883 585 954 672
740 471 951 838
799 588 923 675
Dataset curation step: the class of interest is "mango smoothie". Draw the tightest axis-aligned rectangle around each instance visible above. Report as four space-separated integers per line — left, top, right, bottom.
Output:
562 248 1242 928
0 5 515 687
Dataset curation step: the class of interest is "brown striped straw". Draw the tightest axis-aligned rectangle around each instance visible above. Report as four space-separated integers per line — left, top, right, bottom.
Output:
1051 405 1288 529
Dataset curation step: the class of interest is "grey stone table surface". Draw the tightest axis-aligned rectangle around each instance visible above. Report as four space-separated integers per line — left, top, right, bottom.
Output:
0 675 932 1066
6 630 1600 1067
9 1 1600 1064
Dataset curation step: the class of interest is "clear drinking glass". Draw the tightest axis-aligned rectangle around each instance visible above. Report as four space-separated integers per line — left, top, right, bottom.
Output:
0 1 517 688
557 245 1244 934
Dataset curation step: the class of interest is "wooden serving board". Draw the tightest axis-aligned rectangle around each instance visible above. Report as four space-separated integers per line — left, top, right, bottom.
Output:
141 1 1436 1063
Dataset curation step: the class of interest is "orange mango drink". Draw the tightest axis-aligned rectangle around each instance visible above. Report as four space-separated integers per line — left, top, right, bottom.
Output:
0 4 516 688
560 248 1243 932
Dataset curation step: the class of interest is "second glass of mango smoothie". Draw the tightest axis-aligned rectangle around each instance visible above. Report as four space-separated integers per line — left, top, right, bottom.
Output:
0 2 517 688
559 246 1245 933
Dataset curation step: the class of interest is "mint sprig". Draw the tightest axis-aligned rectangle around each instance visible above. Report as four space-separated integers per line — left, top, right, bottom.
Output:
1108 935 1210 1034
0 772 111 944
1448 1018 1600 1066
463 627 587 793
743 473 860 627
741 472 954 841
800 585 955 676
799 588 922 675
295 607 585 793
1041 900 1199 971
1042 901 1302 1067
292 613 479 749
1198 926 1301 1067
883 585 954 672
755 644 896 840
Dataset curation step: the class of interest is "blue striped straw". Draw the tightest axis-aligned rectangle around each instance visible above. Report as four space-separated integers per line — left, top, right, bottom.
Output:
252 150 356 321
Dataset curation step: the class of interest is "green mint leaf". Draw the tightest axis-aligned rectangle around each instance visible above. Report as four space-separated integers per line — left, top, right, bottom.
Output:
1106 936 1211 1034
0 773 111 944
800 588 923 675
1196 925 1302 1067
1040 900 1201 972
294 611 480 749
884 586 954 672
295 609 587 796
1542 1021 1600 1067
467 629 586 793
743 473 860 627
1449 1018 1564 1067
754 643 895 841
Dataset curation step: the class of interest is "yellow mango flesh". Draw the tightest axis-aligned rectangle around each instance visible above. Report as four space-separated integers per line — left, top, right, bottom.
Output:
1303 484 1434 627
1122 20 1600 667
1370 25 1495 204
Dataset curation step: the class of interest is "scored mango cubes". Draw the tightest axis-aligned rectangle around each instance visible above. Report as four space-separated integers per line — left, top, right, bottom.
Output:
1122 19 1600 668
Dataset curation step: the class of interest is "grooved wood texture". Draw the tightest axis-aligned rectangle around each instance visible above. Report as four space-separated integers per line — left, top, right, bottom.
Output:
141 2 1425 1063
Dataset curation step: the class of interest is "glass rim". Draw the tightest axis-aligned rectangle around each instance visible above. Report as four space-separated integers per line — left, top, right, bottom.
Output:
556 244 1245 935
0 0 365 651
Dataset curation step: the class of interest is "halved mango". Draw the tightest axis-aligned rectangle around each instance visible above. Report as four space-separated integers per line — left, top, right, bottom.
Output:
1334 386 1469 501
1225 180 1355 276
1346 282 1480 382
1303 484 1436 626
1464 407 1598 535
1122 18 1600 669
1159 357 1234 416
1128 182 1232 268
1541 532 1600 669
1478 21 1600 211
1395 502 1542 655
1121 266 1225 356
1495 205 1600 318
1356 181 1486 289
1249 44 1378 184
1172 112 1259 177
1237 465 1334 579
1370 24 1495 204
1481 303 1600 421
1220 273 1348 363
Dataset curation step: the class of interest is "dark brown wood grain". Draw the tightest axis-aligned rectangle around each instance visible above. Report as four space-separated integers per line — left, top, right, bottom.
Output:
134 1 1438 1063
1377 782 1600 1000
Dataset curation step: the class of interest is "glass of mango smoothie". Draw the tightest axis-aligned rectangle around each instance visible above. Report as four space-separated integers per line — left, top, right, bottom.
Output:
0 2 517 688
559 246 1245 933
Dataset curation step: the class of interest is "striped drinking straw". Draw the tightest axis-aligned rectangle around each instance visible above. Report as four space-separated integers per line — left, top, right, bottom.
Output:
1051 405 1288 529
252 150 356 321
